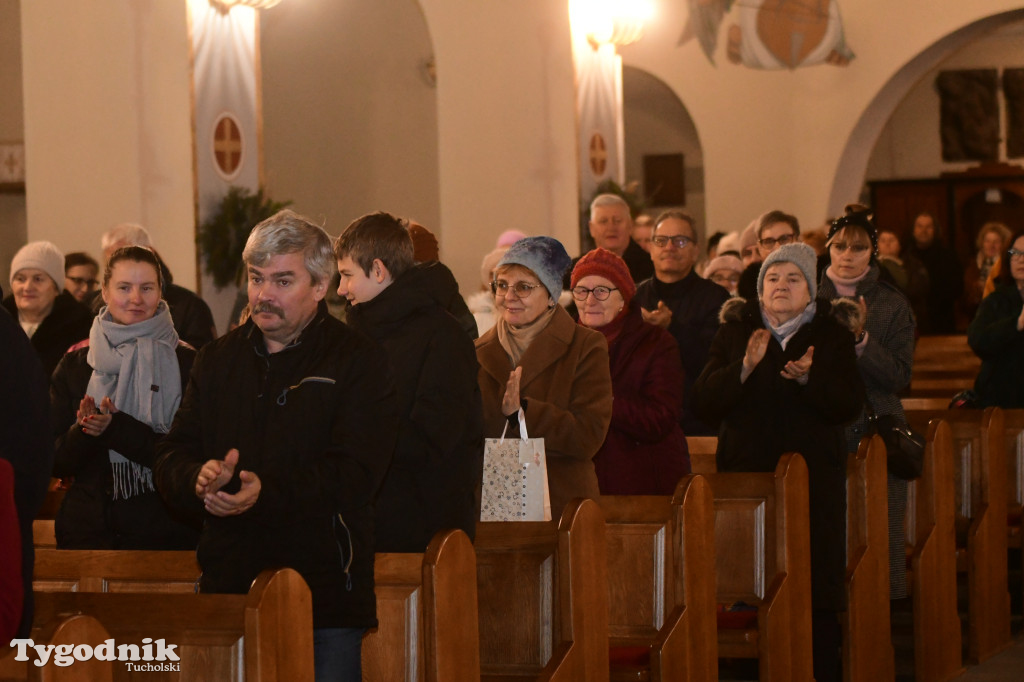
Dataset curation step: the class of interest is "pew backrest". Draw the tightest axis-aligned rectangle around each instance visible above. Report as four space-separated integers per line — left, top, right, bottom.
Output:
32 549 200 594
474 498 608 682
704 453 812 682
363 529 480 682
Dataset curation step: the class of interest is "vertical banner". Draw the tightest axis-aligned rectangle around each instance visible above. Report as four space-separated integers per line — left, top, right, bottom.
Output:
190 0 261 327
575 42 624 202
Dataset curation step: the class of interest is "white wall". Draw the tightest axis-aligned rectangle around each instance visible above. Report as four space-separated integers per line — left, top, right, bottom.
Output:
418 0 580 293
866 21 1024 180
622 66 707 234
619 1 1024 234
260 0 440 239
19 0 196 288
0 0 25 288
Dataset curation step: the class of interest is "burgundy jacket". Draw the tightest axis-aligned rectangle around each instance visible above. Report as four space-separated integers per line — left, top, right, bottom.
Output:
593 307 690 495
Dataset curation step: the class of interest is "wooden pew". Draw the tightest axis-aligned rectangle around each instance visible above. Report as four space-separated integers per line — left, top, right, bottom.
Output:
474 498 608 682
31 549 200 594
31 538 479 682
704 453 813 682
32 519 56 548
903 408 1011 663
685 433 895 681
0 613 114 681
684 437 717 475
1 567 314 681
597 475 717 682
910 335 978 375
905 419 964 681
843 435 894 682
1004 409 1024 551
363 529 480 682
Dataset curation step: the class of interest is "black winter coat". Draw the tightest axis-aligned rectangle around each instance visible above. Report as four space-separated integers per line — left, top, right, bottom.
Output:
0 306 52 638
346 265 483 552
3 292 92 379
692 296 864 612
968 283 1024 408
50 344 200 549
154 305 398 629
634 270 730 435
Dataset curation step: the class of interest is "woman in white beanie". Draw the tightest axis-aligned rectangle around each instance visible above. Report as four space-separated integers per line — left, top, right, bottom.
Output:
3 241 92 377
693 242 865 682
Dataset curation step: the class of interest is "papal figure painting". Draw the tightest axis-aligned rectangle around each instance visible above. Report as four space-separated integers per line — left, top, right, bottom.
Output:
681 0 854 70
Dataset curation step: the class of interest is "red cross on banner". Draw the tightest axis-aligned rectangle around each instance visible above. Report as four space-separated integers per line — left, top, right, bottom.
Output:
213 114 243 179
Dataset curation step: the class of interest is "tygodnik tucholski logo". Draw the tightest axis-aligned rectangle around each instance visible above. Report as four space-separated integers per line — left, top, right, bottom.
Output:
9 637 181 671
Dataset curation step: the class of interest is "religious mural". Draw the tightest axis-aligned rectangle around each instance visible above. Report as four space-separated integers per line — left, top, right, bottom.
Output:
680 0 854 69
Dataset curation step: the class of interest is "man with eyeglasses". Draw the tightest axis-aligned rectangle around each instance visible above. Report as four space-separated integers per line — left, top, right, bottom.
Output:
738 209 802 300
634 210 729 436
63 252 100 304
906 212 963 334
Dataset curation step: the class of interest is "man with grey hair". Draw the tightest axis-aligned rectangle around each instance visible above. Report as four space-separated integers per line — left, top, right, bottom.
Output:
93 222 216 348
563 194 654 306
155 209 398 681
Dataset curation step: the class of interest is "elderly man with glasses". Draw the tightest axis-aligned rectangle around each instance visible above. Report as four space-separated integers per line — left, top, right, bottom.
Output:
634 210 729 436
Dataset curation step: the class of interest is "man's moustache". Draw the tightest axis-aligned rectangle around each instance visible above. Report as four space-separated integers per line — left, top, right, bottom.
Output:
252 302 285 317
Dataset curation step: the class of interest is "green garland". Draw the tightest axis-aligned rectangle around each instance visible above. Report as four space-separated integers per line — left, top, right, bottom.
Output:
198 186 292 290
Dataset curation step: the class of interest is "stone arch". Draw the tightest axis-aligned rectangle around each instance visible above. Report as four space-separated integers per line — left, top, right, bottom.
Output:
622 66 706 234
828 9 1024 216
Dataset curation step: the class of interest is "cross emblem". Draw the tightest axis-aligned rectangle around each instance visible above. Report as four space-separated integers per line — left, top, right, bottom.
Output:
589 133 607 178
213 115 243 177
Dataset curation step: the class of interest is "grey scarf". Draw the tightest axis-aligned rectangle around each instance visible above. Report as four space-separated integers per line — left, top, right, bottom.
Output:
85 301 181 500
761 300 817 350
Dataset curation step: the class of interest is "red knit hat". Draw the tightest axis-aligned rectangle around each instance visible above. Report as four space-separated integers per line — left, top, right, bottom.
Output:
570 248 635 307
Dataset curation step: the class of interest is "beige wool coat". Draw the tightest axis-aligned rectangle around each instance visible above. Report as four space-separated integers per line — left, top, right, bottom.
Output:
475 305 613 515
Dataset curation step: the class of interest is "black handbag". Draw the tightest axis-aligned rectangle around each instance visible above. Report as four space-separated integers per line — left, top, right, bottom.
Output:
866 410 925 480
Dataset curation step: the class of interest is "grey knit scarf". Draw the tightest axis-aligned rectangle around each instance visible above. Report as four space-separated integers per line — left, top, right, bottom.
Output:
85 301 181 500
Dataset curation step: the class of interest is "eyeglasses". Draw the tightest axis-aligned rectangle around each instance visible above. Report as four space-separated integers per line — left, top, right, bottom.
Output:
1008 249 1024 260
66 276 99 289
651 235 693 248
571 285 619 301
830 242 872 254
709 273 740 285
492 280 544 298
758 234 796 249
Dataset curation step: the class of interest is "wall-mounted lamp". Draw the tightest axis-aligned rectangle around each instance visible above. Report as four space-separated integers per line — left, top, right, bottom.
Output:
209 0 283 14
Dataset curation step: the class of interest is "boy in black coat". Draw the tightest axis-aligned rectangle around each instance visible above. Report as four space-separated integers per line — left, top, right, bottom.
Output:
336 212 483 552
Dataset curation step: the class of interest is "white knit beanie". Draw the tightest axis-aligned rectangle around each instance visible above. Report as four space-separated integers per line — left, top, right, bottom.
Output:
10 241 66 291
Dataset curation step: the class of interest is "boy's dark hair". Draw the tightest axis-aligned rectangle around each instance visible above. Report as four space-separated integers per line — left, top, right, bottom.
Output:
334 212 415 279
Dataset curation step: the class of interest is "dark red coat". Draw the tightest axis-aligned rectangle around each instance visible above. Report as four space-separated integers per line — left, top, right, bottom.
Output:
593 307 690 495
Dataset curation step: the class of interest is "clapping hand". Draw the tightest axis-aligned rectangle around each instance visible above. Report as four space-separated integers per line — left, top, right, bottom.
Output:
77 396 117 437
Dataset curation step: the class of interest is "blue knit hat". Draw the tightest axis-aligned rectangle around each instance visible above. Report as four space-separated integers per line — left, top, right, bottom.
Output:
497 236 571 301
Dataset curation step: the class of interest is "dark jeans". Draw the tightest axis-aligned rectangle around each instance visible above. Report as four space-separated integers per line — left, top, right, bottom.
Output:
313 627 366 682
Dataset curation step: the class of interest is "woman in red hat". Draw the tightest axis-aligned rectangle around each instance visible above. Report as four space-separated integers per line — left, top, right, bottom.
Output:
571 248 690 494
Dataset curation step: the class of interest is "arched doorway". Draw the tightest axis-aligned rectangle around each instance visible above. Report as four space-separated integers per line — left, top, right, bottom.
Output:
622 66 706 236
828 9 1024 220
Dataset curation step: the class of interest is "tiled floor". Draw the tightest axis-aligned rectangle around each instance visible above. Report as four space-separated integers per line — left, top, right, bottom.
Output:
952 634 1024 680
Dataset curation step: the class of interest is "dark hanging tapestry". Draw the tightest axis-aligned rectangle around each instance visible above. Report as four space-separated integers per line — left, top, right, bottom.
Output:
1004 68 1024 159
936 69 999 162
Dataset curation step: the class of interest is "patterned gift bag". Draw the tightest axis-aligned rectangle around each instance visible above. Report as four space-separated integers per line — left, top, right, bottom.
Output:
480 409 551 521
